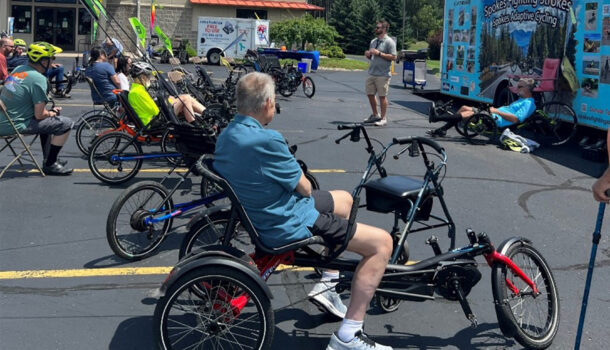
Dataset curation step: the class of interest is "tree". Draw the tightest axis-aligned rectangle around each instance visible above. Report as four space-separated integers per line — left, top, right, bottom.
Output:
353 0 381 53
329 0 360 53
412 4 442 41
379 0 404 40
270 14 339 50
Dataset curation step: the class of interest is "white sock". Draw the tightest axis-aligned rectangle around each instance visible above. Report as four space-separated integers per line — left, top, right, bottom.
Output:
337 319 363 343
321 271 339 284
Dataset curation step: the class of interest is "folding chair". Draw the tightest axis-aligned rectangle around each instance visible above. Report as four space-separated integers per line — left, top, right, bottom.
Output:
0 98 45 178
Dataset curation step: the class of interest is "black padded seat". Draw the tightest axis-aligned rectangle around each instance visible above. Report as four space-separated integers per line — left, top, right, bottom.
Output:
363 175 435 214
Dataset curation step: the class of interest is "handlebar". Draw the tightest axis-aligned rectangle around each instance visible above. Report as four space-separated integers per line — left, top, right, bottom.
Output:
393 136 444 154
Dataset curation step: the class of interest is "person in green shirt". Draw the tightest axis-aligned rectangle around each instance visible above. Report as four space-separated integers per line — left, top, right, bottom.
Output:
128 61 205 126
0 42 73 175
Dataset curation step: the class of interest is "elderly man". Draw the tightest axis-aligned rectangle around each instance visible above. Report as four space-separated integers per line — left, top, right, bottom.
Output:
214 72 394 350
0 42 73 175
0 37 14 81
427 77 537 137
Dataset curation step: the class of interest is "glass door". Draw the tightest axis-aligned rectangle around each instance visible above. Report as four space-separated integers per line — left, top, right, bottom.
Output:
34 7 75 51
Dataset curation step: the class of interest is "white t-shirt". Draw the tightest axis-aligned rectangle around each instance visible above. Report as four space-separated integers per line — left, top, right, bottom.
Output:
118 73 130 91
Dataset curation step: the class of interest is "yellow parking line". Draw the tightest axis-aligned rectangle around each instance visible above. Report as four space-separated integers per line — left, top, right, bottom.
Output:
0 265 312 280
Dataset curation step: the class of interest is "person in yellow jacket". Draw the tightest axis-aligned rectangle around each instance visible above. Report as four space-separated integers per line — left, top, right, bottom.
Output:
128 61 205 126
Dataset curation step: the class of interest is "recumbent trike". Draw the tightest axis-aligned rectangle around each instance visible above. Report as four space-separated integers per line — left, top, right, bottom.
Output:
152 133 559 350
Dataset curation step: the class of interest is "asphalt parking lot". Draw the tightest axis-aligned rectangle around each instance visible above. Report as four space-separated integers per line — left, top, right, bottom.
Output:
1 59 610 350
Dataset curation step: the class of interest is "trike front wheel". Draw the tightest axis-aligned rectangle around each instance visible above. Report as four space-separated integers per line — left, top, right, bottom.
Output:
462 113 498 145
106 181 174 260
153 265 274 350
535 102 578 147
88 132 143 185
491 241 559 349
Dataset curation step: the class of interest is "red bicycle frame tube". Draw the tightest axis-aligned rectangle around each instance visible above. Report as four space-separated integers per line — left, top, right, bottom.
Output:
484 250 539 295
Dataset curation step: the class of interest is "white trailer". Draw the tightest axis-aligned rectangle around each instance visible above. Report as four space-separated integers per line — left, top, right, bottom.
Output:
197 17 270 65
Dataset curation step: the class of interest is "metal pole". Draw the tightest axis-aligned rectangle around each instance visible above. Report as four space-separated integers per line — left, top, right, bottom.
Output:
402 0 406 51
137 0 141 21
574 202 606 350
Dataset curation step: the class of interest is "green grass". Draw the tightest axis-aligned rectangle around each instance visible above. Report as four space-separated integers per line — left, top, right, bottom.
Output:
408 41 429 50
319 58 369 70
427 59 440 76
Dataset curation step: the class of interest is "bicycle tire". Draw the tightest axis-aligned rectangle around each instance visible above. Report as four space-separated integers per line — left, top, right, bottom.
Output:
535 102 578 146
75 114 118 156
179 211 253 259
375 245 409 313
462 113 498 145
304 171 320 190
88 132 143 185
153 264 274 350
302 76 315 98
454 119 467 137
491 241 559 349
106 181 174 260
160 129 183 166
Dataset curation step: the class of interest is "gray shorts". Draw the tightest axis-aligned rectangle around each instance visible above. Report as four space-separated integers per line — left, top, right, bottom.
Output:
22 116 73 136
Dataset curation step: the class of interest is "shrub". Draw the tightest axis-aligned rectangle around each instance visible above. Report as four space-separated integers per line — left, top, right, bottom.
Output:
426 30 442 60
320 45 345 59
305 43 315 51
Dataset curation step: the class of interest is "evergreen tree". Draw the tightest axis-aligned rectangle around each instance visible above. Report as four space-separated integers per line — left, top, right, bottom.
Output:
353 0 381 53
379 0 405 40
329 0 360 53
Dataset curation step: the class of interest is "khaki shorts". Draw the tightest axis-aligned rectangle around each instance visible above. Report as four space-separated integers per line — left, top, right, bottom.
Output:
365 76 391 97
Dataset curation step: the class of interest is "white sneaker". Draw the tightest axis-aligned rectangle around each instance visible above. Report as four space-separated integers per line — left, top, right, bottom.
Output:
308 282 347 319
327 331 393 350
373 118 387 127
364 114 382 123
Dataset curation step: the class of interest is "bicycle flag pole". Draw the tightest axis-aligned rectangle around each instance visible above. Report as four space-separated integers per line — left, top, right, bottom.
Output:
574 200 606 350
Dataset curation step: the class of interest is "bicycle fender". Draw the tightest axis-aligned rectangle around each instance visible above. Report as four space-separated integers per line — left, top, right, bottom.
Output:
495 236 532 256
185 204 231 231
158 253 272 300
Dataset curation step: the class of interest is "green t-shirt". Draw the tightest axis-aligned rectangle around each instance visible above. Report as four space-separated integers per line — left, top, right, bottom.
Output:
0 65 49 136
128 82 159 126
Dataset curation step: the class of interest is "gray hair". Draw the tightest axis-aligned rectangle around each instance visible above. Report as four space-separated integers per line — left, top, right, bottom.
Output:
519 77 535 92
236 72 275 116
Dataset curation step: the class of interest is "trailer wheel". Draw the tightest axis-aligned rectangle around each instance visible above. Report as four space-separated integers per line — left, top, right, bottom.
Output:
207 49 222 65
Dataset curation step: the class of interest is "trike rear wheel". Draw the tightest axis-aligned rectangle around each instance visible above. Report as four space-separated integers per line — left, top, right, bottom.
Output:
75 114 118 156
153 265 274 350
106 181 174 260
302 77 315 98
535 102 578 147
491 241 559 349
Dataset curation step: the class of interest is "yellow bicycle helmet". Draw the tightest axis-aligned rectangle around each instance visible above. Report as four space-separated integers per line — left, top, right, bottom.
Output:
13 38 26 48
27 42 62 62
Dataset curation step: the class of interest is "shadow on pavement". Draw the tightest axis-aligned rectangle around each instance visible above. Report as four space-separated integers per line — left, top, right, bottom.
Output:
109 316 155 350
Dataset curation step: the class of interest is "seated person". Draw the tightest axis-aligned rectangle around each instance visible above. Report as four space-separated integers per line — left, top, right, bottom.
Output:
102 37 123 69
116 56 132 91
427 78 536 137
45 49 71 98
128 61 205 126
0 37 13 81
214 72 394 350
85 46 121 106
6 39 28 71
0 42 74 175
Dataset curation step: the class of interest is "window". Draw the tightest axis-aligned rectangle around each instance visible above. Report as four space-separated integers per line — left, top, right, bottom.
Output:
11 6 33 34
34 0 76 3
236 9 267 19
78 8 92 35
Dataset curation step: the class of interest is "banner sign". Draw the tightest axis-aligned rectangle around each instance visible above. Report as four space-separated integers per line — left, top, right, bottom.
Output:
154 25 173 56
129 17 147 49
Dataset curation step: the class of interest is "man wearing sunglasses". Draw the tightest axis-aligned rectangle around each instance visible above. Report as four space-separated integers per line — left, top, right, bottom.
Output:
0 37 15 81
427 77 536 137
363 20 397 127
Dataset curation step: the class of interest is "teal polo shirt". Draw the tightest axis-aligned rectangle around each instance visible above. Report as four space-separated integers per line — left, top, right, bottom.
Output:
214 114 319 248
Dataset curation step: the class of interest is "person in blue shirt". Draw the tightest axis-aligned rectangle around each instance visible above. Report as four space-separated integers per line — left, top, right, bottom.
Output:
427 78 536 137
214 72 393 350
85 46 120 106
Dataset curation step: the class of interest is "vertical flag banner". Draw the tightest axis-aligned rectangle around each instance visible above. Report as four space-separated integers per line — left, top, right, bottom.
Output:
92 20 98 42
151 2 156 33
154 25 173 56
79 0 101 20
92 0 108 19
129 17 147 49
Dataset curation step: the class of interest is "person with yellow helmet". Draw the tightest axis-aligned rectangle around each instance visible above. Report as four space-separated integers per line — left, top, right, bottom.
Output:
0 41 74 175
41 44 71 98
7 38 28 72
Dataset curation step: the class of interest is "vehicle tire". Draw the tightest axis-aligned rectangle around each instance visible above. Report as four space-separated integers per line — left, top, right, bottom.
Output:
106 181 174 260
207 49 222 65
88 132 143 185
462 113 498 145
491 241 559 349
160 129 183 166
75 114 118 156
304 171 320 190
179 211 253 259
153 265 274 350
302 76 315 98
535 102 578 147
375 246 408 313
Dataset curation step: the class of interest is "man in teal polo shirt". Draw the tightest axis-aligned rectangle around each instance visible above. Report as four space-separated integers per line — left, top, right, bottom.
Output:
214 72 393 350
